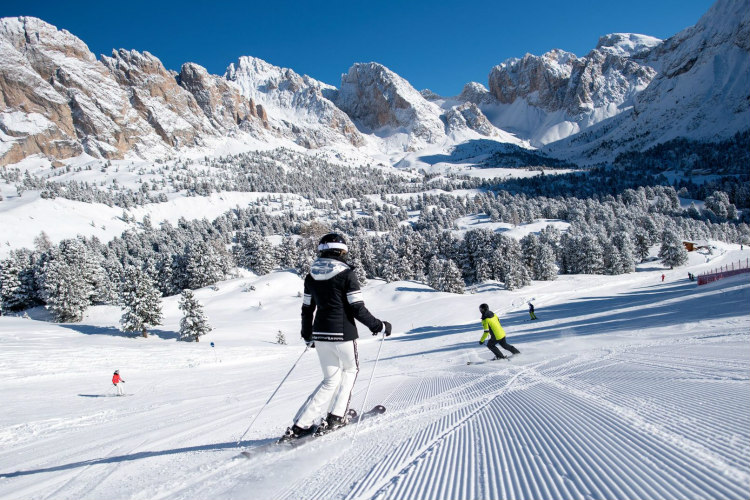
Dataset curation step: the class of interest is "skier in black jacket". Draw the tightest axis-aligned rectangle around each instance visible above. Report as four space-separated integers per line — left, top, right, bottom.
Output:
282 233 391 441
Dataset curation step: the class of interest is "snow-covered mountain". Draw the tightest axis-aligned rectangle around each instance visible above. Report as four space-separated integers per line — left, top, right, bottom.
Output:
0 0 747 168
547 0 750 162
224 56 364 148
474 36 659 146
0 17 270 166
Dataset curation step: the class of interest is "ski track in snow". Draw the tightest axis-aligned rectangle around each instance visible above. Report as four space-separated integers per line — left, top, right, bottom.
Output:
1 255 749 500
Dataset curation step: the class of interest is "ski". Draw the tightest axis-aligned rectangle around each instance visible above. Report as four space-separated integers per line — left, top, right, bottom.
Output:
238 405 386 459
467 355 514 365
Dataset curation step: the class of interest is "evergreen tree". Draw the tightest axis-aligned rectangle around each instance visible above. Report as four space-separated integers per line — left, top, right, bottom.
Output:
178 289 211 342
183 241 227 289
277 235 299 269
427 255 444 291
0 250 36 313
534 243 558 281
502 239 531 290
235 230 276 275
577 233 605 274
442 259 465 294
634 227 651 263
658 229 689 269
120 267 163 338
40 239 96 322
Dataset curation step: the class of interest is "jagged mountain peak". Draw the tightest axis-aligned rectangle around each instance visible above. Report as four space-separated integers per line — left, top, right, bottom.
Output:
595 33 662 58
225 54 364 148
548 0 750 162
0 16 95 63
335 62 447 147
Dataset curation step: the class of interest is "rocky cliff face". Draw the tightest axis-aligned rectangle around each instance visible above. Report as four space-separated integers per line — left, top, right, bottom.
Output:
225 56 364 148
335 62 448 149
444 102 497 137
178 63 268 133
549 0 750 162
0 17 266 166
486 36 659 145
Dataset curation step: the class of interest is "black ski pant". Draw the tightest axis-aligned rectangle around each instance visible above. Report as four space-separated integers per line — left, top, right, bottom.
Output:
487 336 520 358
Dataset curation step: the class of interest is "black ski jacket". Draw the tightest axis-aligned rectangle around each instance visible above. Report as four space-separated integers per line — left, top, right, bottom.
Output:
301 258 383 342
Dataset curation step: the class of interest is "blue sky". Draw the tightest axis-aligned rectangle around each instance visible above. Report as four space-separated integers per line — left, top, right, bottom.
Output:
4 0 714 96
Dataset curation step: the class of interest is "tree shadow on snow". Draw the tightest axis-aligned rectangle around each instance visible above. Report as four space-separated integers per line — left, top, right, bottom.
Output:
500 280 748 344
0 438 275 478
379 323 481 361
382 279 748 358
60 324 180 340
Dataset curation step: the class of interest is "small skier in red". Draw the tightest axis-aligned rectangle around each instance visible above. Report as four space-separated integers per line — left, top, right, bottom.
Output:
112 370 125 396
661 274 665 282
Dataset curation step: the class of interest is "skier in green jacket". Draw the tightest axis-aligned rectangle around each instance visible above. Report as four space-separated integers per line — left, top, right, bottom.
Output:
479 303 520 360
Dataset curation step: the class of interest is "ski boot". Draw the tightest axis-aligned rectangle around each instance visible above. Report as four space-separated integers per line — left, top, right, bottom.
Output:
315 412 349 436
278 424 315 443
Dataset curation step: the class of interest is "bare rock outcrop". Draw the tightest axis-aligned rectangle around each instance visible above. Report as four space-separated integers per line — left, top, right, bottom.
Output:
335 62 446 147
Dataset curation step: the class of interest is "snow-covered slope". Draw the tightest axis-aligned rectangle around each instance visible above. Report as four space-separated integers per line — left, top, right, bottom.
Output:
0 246 748 500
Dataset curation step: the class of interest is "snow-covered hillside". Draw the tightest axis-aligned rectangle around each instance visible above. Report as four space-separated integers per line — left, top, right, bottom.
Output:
1 245 748 500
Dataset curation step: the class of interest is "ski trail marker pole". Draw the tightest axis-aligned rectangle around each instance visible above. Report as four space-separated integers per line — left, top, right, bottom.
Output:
352 331 386 443
236 344 310 446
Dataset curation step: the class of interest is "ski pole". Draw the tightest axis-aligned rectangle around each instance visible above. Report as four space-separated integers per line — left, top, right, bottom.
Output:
352 331 386 443
236 344 310 446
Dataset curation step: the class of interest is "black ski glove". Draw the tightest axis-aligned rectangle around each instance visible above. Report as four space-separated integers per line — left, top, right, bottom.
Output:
373 321 392 337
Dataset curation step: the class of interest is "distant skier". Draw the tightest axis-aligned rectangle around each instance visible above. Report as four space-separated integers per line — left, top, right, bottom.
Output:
112 370 125 396
282 233 391 441
528 302 537 320
661 274 665 282
478 304 520 360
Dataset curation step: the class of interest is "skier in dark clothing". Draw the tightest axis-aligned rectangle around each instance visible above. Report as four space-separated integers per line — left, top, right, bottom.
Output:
478 304 520 360
528 302 537 320
282 233 391 441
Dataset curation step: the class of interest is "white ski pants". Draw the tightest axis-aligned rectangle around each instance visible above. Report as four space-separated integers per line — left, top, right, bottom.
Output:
295 340 359 428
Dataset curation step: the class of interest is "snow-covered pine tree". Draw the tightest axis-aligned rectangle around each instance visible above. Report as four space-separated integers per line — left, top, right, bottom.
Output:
345 240 368 285
178 288 211 342
236 230 276 275
521 233 540 275
183 241 227 289
120 266 163 338
603 240 624 275
658 229 689 269
534 243 558 281
277 235 299 269
577 233 605 274
0 249 38 313
612 231 636 274
0 257 22 314
40 239 96 322
501 239 531 290
442 259 465 294
379 248 401 282
633 227 651 263
427 255 444 291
